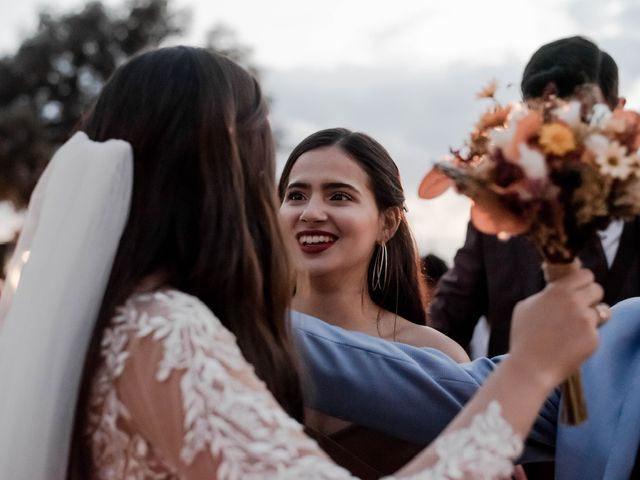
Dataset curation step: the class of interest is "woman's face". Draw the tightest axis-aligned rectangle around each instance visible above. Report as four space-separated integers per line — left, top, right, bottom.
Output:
279 146 383 283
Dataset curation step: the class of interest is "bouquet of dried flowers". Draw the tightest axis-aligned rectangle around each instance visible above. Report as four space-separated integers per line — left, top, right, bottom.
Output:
420 82 640 424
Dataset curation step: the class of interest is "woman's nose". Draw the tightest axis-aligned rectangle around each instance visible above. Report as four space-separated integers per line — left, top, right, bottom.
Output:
299 197 327 223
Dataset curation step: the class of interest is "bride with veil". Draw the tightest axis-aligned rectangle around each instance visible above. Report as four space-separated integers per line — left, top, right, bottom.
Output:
0 46 607 479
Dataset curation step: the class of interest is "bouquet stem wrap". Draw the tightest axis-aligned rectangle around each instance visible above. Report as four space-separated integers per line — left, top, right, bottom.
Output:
542 258 588 425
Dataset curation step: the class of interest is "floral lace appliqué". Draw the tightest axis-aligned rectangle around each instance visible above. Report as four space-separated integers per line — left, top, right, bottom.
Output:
87 289 522 480
88 290 350 479
397 401 523 480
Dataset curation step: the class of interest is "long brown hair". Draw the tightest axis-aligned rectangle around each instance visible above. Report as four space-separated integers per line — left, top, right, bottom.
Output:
70 46 302 475
278 128 428 325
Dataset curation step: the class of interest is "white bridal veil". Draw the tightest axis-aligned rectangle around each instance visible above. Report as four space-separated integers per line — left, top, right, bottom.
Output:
0 132 133 479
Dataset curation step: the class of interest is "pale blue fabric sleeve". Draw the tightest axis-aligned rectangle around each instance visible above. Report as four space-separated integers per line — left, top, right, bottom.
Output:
291 311 558 463
555 298 640 479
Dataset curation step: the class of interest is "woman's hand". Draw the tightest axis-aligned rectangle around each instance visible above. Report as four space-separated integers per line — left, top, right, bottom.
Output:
508 267 607 391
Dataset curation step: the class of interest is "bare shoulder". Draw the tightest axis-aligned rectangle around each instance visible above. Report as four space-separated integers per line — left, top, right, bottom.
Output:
394 321 470 362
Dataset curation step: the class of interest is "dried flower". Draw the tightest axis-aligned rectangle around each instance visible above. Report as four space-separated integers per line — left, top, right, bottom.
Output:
589 104 613 129
593 141 634 179
584 133 608 153
539 123 576 156
517 144 547 178
476 79 498 99
420 82 640 428
611 110 640 150
476 105 512 131
504 111 543 161
419 82 640 264
553 101 582 128
614 175 640 215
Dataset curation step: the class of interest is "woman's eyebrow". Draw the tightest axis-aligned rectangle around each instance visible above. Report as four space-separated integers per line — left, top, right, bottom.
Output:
322 182 360 193
285 181 309 190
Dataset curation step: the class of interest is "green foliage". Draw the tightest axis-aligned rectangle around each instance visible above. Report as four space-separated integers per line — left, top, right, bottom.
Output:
0 0 185 207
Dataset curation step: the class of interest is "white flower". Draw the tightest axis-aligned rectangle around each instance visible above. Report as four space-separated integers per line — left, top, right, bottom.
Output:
508 103 530 123
517 144 547 178
593 141 634 179
584 133 609 154
488 127 514 150
589 103 613 129
488 106 529 152
553 100 582 127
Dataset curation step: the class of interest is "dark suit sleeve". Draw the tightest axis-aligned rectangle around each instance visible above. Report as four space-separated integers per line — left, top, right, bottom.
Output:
429 222 489 349
291 313 557 464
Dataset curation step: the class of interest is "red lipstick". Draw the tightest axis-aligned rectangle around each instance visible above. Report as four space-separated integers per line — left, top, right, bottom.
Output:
296 230 337 255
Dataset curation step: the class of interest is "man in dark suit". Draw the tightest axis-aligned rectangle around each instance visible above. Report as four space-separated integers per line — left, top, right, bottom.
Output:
431 219 640 356
430 36 637 357
429 37 637 478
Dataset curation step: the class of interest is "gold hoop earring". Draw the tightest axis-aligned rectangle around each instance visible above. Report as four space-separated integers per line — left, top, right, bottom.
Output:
371 242 388 291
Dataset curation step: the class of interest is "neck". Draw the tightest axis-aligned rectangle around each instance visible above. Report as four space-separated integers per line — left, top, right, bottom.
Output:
292 272 382 332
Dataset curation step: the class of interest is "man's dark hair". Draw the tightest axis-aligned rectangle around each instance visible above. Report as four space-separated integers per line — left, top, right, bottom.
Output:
521 36 619 109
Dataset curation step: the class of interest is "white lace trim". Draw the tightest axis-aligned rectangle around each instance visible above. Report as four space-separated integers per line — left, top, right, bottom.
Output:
88 289 523 480
392 402 522 480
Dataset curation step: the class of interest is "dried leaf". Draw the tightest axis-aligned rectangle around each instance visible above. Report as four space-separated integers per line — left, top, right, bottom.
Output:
418 167 454 199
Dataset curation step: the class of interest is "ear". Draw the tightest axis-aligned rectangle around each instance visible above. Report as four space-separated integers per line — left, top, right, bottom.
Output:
618 97 627 109
378 207 402 243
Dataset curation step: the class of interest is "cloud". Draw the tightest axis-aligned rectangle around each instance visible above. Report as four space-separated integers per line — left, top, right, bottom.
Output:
266 62 522 180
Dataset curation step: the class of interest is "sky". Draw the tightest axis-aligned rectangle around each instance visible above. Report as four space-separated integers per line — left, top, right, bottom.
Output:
2 0 640 261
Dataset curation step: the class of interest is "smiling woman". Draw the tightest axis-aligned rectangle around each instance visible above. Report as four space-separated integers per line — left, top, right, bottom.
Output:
278 128 468 357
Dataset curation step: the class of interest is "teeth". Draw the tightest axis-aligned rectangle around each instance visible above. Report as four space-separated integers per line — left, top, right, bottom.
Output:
298 235 335 245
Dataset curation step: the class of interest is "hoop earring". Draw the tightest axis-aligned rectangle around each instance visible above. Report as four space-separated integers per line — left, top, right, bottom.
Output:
371 242 388 291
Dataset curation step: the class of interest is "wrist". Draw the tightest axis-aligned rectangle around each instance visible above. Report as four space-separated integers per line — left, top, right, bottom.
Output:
501 354 559 395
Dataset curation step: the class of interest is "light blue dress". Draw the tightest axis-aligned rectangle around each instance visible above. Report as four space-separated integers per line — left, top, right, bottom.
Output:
291 299 640 479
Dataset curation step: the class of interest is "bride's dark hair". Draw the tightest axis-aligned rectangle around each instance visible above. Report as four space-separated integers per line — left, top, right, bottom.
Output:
69 46 301 475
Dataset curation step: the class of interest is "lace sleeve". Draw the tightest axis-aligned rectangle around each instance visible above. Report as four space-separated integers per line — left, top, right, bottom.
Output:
94 289 353 479
397 401 523 480
90 289 522 480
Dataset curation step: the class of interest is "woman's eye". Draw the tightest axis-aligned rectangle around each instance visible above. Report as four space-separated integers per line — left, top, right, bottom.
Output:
330 192 352 201
286 191 305 201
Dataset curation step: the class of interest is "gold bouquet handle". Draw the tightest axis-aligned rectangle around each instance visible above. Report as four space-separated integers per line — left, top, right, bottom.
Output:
542 259 588 425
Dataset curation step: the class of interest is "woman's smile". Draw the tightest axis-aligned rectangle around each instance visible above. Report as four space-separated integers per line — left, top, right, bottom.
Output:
297 230 338 254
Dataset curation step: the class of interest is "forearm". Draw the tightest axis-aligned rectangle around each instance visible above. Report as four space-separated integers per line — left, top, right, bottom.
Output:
394 356 556 476
292 313 557 461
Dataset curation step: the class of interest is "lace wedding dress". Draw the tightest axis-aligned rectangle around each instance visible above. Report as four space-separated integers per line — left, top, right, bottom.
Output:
87 289 523 479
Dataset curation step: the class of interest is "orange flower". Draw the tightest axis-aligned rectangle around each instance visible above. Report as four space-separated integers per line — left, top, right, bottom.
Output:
539 122 576 156
476 105 512 131
611 109 640 149
476 79 497 99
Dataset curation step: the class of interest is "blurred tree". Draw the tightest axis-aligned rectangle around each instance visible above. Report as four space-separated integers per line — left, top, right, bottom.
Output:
0 0 186 207
0 0 260 280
